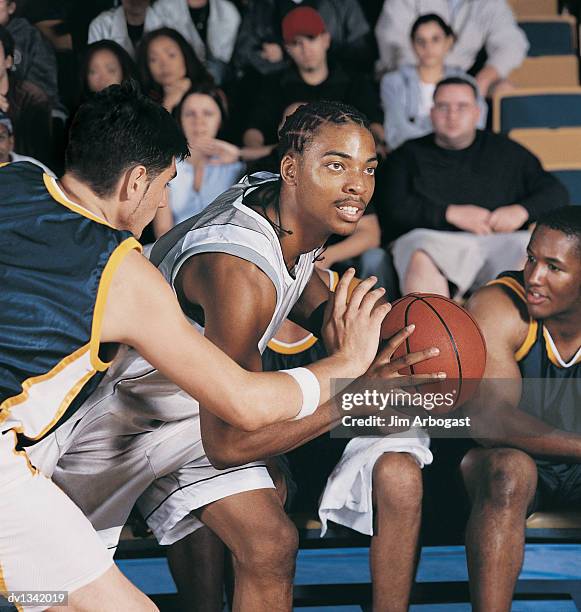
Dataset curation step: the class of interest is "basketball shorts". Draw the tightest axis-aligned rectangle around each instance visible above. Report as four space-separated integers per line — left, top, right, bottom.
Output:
0 430 112 611
27 370 275 549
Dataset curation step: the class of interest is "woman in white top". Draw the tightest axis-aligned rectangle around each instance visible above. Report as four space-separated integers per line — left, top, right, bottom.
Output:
88 0 166 58
380 13 486 151
153 84 244 237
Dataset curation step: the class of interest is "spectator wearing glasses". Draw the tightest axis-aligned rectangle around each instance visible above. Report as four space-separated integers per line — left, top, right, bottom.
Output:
380 77 568 299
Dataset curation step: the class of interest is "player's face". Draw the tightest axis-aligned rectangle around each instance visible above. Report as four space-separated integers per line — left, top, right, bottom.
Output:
524 226 581 320
126 160 176 236
87 49 123 93
431 84 480 149
180 93 222 141
147 36 186 87
0 123 13 162
292 123 377 237
412 21 452 69
285 33 330 73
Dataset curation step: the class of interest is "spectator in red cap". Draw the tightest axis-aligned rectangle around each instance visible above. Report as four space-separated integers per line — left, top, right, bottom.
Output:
233 0 373 78
242 5 384 151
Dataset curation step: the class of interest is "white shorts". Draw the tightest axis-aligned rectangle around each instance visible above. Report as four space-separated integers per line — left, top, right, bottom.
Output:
0 431 113 611
28 364 275 549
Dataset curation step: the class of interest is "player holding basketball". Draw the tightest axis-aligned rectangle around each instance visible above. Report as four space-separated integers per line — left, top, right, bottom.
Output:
0 87 397 612
28 100 442 612
457 206 581 610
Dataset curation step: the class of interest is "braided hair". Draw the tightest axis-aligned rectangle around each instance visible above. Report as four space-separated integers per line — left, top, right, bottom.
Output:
277 100 370 158
244 101 371 243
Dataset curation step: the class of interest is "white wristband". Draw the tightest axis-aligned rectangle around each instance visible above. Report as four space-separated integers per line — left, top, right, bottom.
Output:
281 367 321 420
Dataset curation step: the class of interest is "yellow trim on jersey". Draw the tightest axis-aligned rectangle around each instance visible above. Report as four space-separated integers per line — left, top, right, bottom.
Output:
544 327 562 368
267 334 319 355
0 344 91 428
487 277 526 302
43 174 115 227
542 327 581 368
515 320 538 362
487 278 538 361
90 237 143 371
330 270 340 291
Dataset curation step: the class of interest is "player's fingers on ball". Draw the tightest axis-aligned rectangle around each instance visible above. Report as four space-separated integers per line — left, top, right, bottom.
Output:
359 286 385 316
334 267 355 312
383 324 416 356
371 301 392 324
399 347 440 368
346 275 377 313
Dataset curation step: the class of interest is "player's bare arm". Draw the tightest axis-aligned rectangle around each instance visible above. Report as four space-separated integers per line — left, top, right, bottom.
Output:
101 250 389 432
466 285 581 460
175 255 442 468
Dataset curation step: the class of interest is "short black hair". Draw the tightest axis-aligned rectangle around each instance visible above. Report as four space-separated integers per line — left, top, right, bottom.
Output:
79 40 139 102
136 28 213 102
277 100 370 158
534 206 581 255
0 26 15 60
434 76 478 101
65 82 189 198
411 13 454 40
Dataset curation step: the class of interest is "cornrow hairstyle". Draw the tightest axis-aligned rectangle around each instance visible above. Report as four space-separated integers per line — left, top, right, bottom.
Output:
277 99 370 159
245 101 371 255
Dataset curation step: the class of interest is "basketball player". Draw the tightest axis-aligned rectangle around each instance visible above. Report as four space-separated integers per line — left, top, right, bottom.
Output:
457 206 581 610
0 87 394 612
28 101 442 611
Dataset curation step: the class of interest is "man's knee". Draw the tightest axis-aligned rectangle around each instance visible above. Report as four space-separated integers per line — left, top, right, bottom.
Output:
373 452 423 512
408 249 435 272
461 448 537 510
232 512 298 578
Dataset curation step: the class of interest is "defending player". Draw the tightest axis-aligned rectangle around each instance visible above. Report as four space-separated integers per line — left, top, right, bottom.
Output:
28 101 442 611
457 206 581 610
0 87 392 611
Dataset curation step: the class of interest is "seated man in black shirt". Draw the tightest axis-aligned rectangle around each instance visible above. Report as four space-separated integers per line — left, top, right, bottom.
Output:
243 6 384 150
380 77 569 299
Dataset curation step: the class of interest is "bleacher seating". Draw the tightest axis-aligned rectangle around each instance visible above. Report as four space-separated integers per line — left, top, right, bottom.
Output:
508 55 579 87
519 15 577 56
493 87 581 132
508 127 581 165
508 0 558 16
115 512 581 609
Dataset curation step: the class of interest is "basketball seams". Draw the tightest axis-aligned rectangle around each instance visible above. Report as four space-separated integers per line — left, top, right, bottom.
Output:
403 297 418 376
414 295 463 402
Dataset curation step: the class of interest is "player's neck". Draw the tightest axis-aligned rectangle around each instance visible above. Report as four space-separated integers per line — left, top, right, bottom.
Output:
58 172 117 228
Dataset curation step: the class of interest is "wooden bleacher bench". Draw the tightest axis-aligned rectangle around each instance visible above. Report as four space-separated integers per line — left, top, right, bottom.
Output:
116 511 581 610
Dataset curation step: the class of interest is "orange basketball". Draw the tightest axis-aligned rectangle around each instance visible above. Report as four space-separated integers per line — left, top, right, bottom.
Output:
381 294 487 412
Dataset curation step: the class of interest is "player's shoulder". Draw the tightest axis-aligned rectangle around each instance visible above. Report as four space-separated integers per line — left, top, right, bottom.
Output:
466 271 530 342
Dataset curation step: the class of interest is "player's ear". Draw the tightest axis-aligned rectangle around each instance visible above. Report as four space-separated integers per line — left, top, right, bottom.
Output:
280 153 298 186
121 164 148 202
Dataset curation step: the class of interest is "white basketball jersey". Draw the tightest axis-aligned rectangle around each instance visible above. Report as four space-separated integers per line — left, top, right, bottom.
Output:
86 173 318 421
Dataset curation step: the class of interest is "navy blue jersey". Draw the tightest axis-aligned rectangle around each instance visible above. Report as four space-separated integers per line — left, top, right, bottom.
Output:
0 162 141 440
489 271 581 432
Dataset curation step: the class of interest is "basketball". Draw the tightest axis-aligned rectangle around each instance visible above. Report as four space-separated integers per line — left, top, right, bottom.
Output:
381 293 487 412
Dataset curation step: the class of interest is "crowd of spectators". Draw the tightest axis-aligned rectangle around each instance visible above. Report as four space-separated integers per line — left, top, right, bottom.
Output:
4 0 572 291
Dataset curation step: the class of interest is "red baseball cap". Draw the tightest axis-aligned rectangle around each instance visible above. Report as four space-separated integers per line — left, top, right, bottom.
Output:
282 6 326 44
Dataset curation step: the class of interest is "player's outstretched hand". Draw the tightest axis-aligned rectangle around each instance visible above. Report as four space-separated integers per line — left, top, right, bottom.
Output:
322 269 391 376
367 325 446 384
